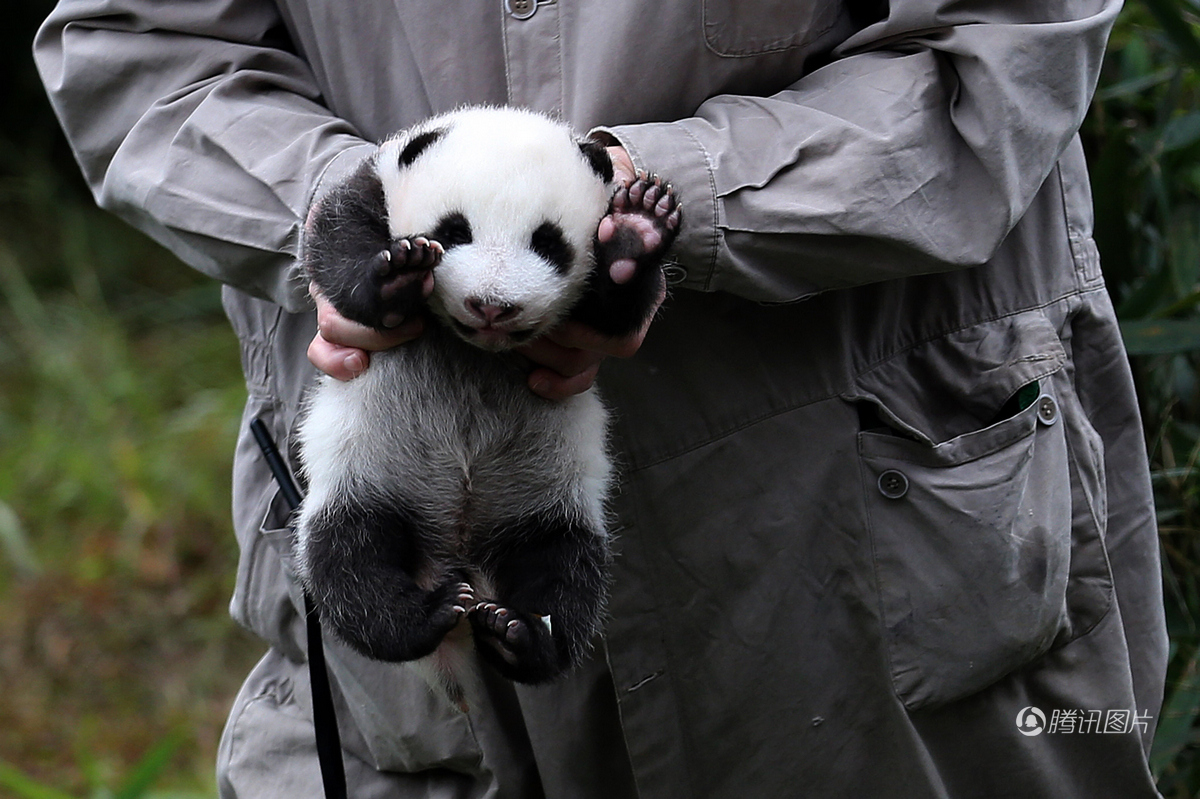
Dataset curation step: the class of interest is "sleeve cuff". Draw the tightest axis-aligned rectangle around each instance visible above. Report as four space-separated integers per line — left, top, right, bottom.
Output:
284 141 379 311
309 141 378 206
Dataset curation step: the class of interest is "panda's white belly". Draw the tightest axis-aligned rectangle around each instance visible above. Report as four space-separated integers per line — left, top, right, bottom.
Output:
297 330 611 545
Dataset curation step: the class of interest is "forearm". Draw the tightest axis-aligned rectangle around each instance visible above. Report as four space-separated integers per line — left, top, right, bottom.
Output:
34 0 373 311
602 0 1120 303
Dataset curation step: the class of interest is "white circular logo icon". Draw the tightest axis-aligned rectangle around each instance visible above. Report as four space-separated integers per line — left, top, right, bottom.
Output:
1016 706 1046 736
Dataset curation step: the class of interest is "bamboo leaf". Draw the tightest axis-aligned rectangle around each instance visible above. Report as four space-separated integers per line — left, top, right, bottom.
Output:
1094 66 1175 101
1152 650 1200 778
1121 318 1200 354
1163 111 1200 152
1142 0 1200 67
112 732 186 799
0 761 77 799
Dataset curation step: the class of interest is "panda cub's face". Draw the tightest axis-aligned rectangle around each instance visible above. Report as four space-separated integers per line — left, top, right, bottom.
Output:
375 108 613 351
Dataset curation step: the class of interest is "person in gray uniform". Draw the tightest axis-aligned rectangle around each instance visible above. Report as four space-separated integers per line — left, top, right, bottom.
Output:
35 0 1167 796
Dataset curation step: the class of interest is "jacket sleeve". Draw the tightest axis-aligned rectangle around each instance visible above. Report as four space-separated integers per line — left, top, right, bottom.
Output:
604 0 1120 303
33 0 375 312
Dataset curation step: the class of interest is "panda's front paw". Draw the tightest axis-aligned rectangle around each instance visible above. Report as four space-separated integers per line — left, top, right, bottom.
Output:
365 236 442 328
573 173 681 338
596 172 681 285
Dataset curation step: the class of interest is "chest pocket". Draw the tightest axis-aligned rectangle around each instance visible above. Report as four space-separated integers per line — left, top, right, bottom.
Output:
846 309 1113 711
703 0 840 56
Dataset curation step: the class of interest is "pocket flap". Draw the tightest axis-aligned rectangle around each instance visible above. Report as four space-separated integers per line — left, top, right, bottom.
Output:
848 310 1067 445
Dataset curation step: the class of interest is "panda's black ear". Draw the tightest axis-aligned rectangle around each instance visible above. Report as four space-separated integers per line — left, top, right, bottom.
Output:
578 138 614 183
398 127 448 168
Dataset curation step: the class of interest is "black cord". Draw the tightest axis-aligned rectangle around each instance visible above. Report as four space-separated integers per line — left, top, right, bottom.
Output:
250 418 348 799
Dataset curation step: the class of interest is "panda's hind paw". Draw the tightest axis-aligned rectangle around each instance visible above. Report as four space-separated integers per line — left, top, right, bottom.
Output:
469 602 557 678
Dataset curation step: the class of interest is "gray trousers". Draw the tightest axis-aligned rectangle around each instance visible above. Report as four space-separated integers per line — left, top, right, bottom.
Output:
216 647 640 799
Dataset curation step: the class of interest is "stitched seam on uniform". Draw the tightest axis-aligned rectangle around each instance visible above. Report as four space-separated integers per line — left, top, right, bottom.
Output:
223 691 279 787
701 2 837 58
1056 161 1088 291
500 5 514 105
625 286 1106 473
552 2 565 116
1057 367 1116 642
677 122 719 292
264 304 284 408
1055 160 1103 289
850 293 1077 381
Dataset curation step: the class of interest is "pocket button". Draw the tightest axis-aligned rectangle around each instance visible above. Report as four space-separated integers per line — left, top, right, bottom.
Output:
878 470 909 499
506 0 537 19
663 264 689 285
1037 395 1059 426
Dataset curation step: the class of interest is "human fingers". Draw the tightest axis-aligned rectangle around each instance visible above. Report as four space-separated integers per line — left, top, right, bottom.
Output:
308 333 371 381
541 319 647 360
308 287 424 381
607 145 636 186
519 331 608 379
527 361 602 401
313 287 423 351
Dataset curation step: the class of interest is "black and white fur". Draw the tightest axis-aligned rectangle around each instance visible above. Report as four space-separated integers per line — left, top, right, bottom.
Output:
294 107 680 707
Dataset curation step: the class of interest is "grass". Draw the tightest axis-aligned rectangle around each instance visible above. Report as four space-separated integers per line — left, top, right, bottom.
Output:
0 159 263 795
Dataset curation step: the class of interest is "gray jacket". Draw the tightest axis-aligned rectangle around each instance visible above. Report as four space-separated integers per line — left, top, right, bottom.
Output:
36 0 1167 796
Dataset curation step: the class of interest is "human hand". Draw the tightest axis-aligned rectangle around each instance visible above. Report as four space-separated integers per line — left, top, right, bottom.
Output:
307 283 425 380
517 290 663 401
607 144 636 187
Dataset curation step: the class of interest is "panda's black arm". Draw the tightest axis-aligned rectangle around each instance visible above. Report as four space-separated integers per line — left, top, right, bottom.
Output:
302 159 440 330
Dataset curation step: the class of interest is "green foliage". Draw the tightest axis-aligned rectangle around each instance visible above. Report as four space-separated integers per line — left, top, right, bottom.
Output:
1086 1 1200 795
0 730 202 799
0 20 262 788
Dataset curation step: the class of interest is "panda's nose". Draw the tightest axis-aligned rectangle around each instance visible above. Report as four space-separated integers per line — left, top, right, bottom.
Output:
465 298 520 326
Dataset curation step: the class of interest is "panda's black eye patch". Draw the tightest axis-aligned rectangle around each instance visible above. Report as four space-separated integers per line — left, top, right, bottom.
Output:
398 127 448 168
530 222 573 275
432 213 473 249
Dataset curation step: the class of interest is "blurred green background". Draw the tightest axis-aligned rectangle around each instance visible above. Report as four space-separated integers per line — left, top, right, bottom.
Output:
5 1 1200 797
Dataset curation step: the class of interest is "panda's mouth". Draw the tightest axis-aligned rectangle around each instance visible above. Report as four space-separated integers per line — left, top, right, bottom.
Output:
452 320 536 350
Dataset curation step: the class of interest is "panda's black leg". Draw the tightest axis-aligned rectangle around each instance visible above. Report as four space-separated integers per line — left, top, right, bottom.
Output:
301 499 471 663
469 514 608 684
572 172 682 338
302 158 442 330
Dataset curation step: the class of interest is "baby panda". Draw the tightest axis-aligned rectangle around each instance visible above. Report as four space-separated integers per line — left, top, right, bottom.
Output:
294 106 680 707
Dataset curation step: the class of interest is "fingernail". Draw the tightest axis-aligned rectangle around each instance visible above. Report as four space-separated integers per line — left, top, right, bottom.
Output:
344 353 366 376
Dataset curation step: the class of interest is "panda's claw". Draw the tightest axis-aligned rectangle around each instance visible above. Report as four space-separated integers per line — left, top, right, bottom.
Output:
642 183 662 210
371 250 392 276
611 185 629 212
454 583 476 612
627 180 645 207
469 601 544 668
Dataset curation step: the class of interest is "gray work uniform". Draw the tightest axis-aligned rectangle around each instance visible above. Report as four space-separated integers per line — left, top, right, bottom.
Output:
35 0 1167 796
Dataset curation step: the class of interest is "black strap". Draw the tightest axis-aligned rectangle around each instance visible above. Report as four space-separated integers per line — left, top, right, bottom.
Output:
250 418 348 799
